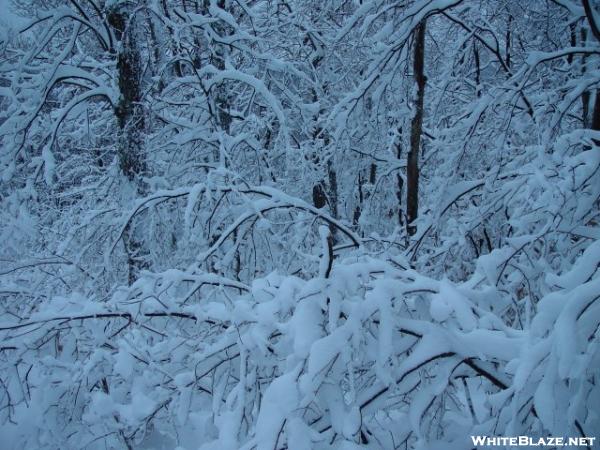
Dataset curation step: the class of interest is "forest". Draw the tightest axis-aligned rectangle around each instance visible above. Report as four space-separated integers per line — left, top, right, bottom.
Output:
0 0 599 448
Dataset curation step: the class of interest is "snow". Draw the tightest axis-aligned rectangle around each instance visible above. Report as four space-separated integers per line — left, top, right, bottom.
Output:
1 0 598 448
41 146 55 185
254 366 301 450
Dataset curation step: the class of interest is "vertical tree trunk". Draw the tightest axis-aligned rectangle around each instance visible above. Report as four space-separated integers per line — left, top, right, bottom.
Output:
212 0 232 134
581 29 590 128
590 90 600 149
306 28 338 241
395 127 404 227
108 5 149 285
567 23 576 65
591 92 600 132
208 0 240 277
505 14 512 69
108 7 146 183
353 172 363 227
406 20 426 236
583 0 600 140
327 159 338 219
473 43 481 97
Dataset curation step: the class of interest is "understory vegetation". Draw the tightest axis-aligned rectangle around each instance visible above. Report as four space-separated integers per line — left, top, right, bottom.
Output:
0 0 599 448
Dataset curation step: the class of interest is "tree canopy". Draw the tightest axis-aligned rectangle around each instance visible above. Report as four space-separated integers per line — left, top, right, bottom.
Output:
0 0 599 448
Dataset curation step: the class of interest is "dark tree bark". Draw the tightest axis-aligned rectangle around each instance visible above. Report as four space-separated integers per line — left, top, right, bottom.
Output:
591 92 600 132
580 29 591 128
473 43 481 97
395 127 404 227
369 162 376 185
306 28 338 240
406 20 426 236
108 4 149 285
568 23 576 65
327 159 338 219
582 0 600 43
505 14 512 69
353 172 363 227
583 0 600 140
107 7 146 183
211 0 232 133
313 183 328 209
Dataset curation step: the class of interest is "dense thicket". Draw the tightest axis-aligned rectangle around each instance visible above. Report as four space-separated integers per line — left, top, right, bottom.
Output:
0 0 599 449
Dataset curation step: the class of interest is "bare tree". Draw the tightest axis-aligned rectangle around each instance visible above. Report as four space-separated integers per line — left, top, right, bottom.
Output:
406 20 426 236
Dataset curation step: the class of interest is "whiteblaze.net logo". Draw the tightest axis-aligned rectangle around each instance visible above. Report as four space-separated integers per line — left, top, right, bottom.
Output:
471 436 597 447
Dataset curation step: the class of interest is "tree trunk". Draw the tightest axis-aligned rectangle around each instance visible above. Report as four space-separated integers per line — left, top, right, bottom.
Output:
108 7 146 183
406 20 426 236
395 127 404 227
505 14 512 69
108 5 149 285
580 29 590 128
306 28 338 240
591 92 600 132
211 0 232 134
473 43 481 97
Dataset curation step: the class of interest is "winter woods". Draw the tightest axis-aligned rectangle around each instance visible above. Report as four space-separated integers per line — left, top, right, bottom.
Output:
0 0 599 449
